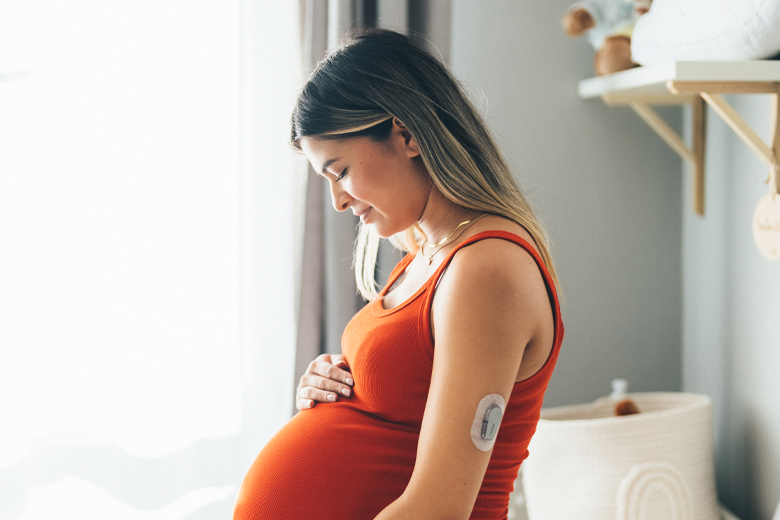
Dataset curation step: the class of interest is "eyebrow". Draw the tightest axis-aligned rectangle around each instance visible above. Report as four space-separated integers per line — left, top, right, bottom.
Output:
320 157 341 175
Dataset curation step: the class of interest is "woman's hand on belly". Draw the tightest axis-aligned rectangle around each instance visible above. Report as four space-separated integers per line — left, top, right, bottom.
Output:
296 353 354 410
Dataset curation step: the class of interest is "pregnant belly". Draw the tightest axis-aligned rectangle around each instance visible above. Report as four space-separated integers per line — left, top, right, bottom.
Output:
234 403 420 520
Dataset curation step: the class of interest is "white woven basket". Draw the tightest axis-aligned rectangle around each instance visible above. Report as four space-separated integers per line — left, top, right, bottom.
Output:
522 393 720 520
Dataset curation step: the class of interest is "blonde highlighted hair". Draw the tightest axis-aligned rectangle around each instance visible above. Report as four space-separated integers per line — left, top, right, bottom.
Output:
292 29 559 300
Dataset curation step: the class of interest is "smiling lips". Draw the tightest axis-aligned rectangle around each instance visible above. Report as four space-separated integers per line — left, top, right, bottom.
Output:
357 207 372 224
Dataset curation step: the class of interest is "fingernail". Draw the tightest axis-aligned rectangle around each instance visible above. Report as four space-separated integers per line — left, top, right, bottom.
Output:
342 387 351 397
346 377 354 386
327 394 337 402
306 400 314 408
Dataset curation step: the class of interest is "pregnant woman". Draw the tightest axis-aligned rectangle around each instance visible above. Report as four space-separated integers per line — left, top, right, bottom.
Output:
233 28 564 520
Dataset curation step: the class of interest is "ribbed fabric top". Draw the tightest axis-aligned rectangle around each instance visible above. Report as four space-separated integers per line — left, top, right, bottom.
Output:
233 231 564 520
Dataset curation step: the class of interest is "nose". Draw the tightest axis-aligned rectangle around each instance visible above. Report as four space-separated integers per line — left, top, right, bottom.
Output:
329 180 352 212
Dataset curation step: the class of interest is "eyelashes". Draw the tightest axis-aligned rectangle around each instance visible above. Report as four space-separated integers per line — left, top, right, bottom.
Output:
336 168 348 182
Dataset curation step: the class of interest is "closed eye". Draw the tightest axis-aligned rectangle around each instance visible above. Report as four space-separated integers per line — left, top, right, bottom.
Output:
336 167 348 182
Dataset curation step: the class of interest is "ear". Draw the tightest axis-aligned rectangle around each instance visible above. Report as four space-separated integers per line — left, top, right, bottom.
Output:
392 117 421 158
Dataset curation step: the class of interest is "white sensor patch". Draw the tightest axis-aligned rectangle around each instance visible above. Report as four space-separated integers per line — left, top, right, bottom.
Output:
471 394 506 452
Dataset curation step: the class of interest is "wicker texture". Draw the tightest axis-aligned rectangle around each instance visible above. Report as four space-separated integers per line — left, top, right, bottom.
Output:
522 393 720 520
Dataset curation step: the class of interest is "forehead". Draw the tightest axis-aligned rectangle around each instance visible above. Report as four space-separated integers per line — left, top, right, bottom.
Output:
300 136 374 171
299 136 345 160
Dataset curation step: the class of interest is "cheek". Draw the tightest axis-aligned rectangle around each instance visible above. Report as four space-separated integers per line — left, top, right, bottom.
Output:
347 168 386 204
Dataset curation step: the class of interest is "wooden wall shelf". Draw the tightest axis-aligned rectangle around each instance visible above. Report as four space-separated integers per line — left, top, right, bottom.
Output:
579 61 780 216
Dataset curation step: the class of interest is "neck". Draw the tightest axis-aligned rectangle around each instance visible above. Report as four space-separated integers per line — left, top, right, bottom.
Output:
417 184 479 245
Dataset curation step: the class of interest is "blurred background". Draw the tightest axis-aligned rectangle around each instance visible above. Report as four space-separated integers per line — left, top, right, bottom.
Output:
0 1 777 519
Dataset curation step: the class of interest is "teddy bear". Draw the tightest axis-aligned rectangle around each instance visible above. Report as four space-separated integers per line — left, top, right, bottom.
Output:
562 0 652 76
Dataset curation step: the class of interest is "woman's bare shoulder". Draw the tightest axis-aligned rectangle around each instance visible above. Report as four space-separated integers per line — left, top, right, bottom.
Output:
430 218 552 383
430 213 550 338
461 214 539 253
443 234 544 301
436 221 548 320
454 215 542 269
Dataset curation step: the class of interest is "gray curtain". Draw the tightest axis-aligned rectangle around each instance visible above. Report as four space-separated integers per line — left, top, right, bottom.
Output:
293 0 452 391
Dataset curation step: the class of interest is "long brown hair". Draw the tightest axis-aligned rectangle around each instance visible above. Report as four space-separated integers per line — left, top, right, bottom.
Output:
291 28 559 300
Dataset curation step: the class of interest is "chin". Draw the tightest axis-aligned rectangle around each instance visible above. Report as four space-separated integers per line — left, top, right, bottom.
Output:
371 221 406 239
373 225 397 239
366 212 417 239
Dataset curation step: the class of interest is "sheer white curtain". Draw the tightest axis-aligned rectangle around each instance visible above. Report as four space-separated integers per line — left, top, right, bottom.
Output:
0 1 301 518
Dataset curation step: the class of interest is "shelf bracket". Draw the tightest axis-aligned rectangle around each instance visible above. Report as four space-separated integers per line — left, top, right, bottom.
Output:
629 102 694 163
602 93 706 215
699 93 774 167
581 64 780 218
692 96 706 215
771 86 780 195
669 80 780 194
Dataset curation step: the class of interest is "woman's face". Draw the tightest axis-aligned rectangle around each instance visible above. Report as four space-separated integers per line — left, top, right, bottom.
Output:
299 120 431 238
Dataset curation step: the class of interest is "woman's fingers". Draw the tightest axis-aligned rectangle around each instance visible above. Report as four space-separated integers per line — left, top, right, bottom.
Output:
296 354 354 411
299 374 352 398
296 398 314 411
295 383 347 411
330 354 350 369
310 355 354 387
298 384 343 402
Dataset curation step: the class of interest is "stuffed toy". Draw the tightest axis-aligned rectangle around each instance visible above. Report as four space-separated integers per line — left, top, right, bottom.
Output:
562 0 652 76
609 379 641 416
614 398 640 416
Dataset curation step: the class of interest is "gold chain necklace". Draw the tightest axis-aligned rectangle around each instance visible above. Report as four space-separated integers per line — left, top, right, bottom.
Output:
420 213 488 265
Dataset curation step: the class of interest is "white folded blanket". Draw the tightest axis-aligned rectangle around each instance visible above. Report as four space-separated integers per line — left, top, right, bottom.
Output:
632 0 780 65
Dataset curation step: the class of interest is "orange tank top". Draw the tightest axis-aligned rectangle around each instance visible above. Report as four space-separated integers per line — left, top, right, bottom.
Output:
234 230 564 519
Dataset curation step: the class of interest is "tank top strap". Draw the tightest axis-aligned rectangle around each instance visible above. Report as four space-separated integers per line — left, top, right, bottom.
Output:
418 230 563 366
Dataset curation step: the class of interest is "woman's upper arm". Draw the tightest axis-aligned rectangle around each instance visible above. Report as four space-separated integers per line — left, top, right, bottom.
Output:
395 240 548 519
